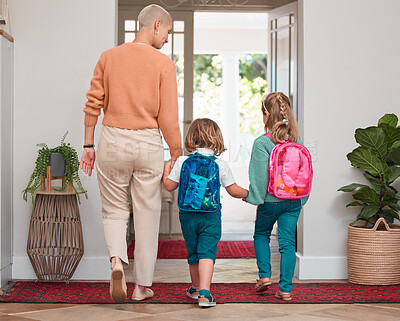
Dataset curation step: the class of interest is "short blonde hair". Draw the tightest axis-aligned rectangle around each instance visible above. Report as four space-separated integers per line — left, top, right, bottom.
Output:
138 4 171 28
185 118 226 156
261 92 299 143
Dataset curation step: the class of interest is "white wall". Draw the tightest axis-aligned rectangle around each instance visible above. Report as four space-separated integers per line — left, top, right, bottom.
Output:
9 0 116 280
8 0 400 281
297 0 400 279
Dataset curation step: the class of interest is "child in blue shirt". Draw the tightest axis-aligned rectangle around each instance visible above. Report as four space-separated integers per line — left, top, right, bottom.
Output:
163 118 248 307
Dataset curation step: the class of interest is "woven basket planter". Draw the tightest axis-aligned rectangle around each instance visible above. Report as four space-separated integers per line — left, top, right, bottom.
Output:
347 217 400 285
27 192 84 282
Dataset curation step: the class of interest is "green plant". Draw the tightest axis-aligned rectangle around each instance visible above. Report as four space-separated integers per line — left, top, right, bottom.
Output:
338 113 400 226
22 131 87 203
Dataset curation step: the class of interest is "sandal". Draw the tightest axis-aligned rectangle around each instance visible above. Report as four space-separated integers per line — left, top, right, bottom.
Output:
275 289 292 301
255 278 271 292
186 286 200 299
110 268 127 303
132 287 154 301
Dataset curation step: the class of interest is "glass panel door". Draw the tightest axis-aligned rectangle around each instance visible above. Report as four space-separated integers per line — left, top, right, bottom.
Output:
268 2 298 119
118 7 193 159
268 1 299 251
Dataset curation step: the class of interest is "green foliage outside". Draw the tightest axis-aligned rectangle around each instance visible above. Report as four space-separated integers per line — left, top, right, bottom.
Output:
174 54 184 97
193 55 223 120
239 53 267 136
240 77 267 136
239 54 267 81
194 54 222 92
338 113 400 226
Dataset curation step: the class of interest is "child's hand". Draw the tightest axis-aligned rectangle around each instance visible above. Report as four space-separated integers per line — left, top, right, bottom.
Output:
241 190 249 202
226 184 249 199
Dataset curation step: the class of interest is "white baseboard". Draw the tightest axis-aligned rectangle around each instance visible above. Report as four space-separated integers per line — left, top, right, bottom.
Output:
12 256 110 280
12 254 349 281
222 221 254 234
295 253 348 280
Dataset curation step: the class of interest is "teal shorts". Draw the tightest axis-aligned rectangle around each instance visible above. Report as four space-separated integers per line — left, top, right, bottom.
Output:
179 210 222 265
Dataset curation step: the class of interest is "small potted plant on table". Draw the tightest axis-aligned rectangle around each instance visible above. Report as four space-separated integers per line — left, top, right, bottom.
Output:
22 131 87 202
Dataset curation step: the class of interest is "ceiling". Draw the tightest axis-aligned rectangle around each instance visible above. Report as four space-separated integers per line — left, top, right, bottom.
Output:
119 0 296 12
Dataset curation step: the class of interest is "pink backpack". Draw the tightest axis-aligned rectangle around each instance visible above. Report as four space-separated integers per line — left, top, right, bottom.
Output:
265 133 313 199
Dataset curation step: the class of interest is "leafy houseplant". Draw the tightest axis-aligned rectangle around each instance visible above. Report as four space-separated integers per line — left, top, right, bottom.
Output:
22 132 87 202
338 113 400 226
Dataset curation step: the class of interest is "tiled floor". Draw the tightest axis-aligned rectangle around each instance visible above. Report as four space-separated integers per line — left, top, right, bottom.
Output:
1 235 400 320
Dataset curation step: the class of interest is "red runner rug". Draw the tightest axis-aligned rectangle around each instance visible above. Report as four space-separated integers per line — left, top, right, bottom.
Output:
1 281 400 304
127 240 255 259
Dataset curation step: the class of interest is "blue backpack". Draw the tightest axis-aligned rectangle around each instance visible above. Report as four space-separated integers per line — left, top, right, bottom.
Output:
177 153 221 212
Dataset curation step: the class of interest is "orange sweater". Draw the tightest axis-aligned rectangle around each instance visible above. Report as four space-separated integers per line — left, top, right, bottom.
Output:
84 42 182 159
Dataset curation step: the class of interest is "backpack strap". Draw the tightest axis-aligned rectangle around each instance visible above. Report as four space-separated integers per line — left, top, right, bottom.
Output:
193 152 216 160
264 133 289 144
264 133 273 140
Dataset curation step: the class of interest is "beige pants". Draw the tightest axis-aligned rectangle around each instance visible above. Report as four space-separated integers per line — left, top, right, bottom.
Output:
96 126 164 286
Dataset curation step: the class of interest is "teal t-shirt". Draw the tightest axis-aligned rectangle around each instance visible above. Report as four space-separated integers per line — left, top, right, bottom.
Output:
246 134 309 206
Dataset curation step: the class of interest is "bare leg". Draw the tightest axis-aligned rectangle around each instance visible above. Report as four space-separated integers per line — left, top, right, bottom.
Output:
189 263 200 289
134 284 147 294
199 259 214 291
111 256 123 270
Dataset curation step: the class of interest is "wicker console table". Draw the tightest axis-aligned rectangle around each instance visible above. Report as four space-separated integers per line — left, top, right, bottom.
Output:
27 189 84 282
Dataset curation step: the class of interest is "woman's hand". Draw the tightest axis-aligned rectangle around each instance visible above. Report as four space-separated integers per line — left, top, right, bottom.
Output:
163 159 173 177
162 159 178 192
80 148 95 176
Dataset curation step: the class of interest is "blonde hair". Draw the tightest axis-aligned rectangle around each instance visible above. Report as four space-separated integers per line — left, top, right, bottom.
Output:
138 4 171 29
185 118 226 156
261 92 299 143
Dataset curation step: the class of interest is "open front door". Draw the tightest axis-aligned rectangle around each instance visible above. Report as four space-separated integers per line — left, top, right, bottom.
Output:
268 2 300 250
268 2 298 119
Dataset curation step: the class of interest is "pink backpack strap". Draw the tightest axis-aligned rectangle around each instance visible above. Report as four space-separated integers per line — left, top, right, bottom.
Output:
264 133 288 144
264 133 273 139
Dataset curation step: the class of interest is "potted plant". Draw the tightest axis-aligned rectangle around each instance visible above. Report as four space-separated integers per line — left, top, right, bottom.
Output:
22 131 87 203
338 113 400 285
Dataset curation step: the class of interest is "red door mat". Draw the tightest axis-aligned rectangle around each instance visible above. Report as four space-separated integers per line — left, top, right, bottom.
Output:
127 240 255 259
1 282 400 304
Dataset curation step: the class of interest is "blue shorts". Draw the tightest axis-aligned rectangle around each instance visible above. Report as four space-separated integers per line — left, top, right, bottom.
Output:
179 210 222 265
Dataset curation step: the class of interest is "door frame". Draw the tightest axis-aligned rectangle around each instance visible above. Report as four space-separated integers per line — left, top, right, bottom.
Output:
267 2 298 122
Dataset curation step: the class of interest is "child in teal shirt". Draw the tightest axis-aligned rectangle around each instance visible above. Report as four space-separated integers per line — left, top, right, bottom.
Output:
246 92 309 301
